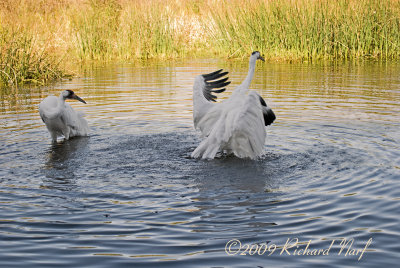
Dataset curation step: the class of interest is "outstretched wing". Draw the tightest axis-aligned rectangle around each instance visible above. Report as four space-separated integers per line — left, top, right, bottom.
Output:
191 90 267 159
192 69 231 131
228 91 267 158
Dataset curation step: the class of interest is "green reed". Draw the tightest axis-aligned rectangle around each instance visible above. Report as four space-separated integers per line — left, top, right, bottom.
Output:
208 0 400 60
0 30 64 88
117 2 180 59
71 0 121 61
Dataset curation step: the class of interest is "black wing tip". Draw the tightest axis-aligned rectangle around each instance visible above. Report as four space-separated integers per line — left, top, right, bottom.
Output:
259 95 267 107
202 69 230 102
259 95 276 126
207 81 231 89
207 76 229 85
264 109 276 126
211 88 226 93
202 69 223 78
202 69 229 81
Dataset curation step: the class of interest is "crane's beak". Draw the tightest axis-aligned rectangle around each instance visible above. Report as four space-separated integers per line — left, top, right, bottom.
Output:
72 94 87 104
258 55 265 62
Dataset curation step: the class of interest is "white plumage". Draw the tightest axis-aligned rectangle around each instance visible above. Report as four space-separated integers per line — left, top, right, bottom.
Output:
192 51 275 159
39 90 89 142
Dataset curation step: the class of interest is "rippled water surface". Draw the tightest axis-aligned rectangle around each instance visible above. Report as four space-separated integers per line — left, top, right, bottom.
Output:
1 60 399 267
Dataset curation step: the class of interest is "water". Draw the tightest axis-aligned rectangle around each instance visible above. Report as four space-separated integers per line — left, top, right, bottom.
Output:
0 60 399 267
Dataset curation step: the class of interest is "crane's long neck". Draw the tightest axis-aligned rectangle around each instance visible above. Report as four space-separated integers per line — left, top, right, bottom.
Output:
237 56 257 93
56 93 68 110
57 93 64 101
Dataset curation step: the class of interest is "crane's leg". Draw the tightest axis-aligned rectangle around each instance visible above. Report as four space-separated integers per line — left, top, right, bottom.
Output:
63 128 70 141
51 132 57 143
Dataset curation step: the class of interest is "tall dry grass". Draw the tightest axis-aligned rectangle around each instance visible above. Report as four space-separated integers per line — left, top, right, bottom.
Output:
1 0 400 87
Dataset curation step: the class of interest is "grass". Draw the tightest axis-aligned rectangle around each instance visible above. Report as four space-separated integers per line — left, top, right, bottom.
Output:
0 29 64 88
208 0 400 60
1 0 400 87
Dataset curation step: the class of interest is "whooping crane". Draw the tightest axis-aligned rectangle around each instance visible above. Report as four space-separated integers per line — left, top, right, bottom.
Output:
191 51 275 159
39 90 89 142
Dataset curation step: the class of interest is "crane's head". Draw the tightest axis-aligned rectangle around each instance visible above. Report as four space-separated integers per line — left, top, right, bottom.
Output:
251 51 265 62
62 90 87 104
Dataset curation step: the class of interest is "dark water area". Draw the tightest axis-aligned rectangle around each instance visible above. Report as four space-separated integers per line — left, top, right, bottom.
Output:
0 60 399 267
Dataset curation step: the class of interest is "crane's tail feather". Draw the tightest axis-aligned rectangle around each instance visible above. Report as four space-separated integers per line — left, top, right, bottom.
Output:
191 133 262 160
68 112 89 137
191 137 220 159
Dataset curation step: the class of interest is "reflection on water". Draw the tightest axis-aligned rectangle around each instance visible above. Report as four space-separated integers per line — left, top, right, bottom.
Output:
45 137 90 168
0 60 399 268
42 137 90 191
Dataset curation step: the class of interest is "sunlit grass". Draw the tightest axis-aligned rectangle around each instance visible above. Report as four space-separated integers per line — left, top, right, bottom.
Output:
1 0 400 87
208 0 400 60
0 30 64 88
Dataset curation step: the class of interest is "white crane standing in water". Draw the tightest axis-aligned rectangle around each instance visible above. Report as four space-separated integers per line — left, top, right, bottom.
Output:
191 51 276 159
39 90 89 142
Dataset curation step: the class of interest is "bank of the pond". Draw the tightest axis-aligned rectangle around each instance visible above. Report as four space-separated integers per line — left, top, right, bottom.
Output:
1 0 400 87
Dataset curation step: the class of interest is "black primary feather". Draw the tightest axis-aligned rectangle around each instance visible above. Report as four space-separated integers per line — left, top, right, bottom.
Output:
202 69 231 102
259 95 276 126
